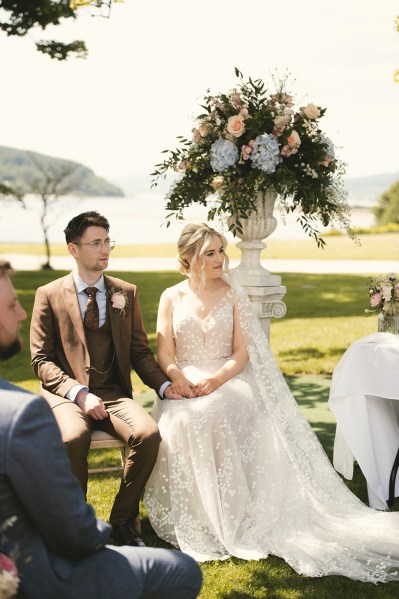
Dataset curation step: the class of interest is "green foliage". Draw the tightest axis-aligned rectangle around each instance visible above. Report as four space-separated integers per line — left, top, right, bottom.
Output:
373 180 399 225
0 0 87 60
0 146 123 197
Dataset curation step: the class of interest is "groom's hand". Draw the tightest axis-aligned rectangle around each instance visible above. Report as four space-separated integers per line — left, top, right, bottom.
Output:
163 384 184 401
75 390 109 420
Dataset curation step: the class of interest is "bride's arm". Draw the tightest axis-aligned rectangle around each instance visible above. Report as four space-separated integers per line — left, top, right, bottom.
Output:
157 290 197 399
194 305 249 396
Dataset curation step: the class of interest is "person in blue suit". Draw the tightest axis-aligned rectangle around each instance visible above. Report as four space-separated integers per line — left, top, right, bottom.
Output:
0 259 202 599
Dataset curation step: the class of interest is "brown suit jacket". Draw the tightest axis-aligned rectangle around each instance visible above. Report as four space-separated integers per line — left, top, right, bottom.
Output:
30 272 167 398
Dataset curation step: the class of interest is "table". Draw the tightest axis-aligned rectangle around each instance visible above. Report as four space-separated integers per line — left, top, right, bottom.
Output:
328 332 399 510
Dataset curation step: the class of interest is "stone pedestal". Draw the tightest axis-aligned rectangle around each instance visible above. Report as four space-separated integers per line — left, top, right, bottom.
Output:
228 189 287 339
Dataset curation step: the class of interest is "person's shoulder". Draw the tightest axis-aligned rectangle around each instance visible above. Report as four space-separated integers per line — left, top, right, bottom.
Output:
0 379 45 419
161 281 187 303
105 274 136 293
37 274 71 294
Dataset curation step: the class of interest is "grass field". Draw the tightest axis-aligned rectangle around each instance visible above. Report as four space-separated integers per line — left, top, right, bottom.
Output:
3 258 399 598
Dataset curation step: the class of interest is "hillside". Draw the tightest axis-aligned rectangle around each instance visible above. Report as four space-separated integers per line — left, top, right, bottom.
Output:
344 172 399 207
0 146 123 197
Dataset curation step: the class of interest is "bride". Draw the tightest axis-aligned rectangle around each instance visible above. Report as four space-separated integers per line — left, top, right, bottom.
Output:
144 223 399 582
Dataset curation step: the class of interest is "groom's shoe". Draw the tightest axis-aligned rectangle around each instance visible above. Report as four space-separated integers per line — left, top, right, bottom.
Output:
112 519 146 547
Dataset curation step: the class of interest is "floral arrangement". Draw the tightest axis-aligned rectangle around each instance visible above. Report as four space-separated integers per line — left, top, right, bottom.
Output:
0 518 19 599
366 273 399 316
108 288 128 318
0 554 19 599
152 68 352 246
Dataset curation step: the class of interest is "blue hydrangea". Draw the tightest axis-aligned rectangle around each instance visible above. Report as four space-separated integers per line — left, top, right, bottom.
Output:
210 139 239 172
320 136 335 160
250 134 281 174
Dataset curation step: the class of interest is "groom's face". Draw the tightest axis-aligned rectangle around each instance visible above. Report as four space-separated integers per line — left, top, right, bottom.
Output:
0 275 26 361
68 226 112 275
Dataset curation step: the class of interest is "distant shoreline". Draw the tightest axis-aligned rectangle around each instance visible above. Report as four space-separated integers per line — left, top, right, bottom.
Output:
0 195 376 245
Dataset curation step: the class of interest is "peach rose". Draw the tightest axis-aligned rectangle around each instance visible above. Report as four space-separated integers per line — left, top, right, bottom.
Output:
198 122 211 137
211 175 224 190
226 115 245 137
303 103 320 119
287 130 301 148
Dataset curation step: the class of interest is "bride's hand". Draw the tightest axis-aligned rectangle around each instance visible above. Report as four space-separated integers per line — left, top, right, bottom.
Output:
169 377 197 399
194 378 219 396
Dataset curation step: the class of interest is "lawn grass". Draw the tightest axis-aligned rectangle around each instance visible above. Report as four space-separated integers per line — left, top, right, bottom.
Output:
1 230 399 261
4 268 399 598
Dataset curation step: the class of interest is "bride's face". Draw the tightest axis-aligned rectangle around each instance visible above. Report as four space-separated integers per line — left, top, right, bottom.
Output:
199 236 225 280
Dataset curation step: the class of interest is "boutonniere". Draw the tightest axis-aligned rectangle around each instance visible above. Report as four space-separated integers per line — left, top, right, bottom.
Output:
108 287 129 318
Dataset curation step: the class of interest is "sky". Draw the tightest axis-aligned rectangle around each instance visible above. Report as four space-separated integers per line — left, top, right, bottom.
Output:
1 0 398 194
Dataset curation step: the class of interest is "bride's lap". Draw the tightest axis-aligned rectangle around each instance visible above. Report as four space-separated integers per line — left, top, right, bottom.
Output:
157 366 260 419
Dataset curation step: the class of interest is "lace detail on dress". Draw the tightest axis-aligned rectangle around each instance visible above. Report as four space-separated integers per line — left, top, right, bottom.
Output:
144 278 399 581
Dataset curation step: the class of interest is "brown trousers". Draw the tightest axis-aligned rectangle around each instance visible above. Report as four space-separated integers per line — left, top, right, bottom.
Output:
42 387 161 526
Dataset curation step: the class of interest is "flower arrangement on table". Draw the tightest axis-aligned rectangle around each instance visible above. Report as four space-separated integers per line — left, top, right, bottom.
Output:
151 68 352 247
366 273 399 316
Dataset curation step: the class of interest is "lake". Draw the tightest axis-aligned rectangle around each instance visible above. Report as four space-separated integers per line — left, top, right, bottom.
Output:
0 192 375 245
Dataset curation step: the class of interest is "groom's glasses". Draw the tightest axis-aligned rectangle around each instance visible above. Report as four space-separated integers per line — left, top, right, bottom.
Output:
73 240 116 252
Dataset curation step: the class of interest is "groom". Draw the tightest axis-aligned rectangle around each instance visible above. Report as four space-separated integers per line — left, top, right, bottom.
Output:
30 211 179 547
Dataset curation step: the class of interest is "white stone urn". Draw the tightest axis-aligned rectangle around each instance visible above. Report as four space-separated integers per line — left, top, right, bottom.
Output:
228 188 287 338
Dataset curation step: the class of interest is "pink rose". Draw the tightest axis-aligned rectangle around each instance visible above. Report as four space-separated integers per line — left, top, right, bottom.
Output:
178 160 190 171
370 293 382 308
240 107 249 119
192 128 201 142
230 91 242 108
273 115 290 136
303 103 320 119
111 292 126 310
226 115 245 137
0 554 18 577
281 145 298 157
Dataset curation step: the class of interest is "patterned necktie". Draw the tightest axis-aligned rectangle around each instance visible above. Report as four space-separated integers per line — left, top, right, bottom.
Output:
84 287 99 330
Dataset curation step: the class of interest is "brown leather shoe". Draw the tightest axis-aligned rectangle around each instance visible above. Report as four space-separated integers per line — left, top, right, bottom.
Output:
112 519 146 547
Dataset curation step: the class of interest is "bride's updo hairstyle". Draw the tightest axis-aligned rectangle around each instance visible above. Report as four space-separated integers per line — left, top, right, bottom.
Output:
177 223 229 289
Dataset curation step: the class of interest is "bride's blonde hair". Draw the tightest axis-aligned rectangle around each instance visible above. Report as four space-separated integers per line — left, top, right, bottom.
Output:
177 223 229 289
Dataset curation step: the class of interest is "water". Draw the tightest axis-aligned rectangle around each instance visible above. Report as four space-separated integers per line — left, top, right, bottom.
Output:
0 192 375 245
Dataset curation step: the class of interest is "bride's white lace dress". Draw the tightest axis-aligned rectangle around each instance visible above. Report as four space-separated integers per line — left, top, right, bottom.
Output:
144 282 399 582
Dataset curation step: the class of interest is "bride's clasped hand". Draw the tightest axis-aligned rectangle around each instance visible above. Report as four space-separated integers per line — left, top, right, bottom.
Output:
144 222 399 583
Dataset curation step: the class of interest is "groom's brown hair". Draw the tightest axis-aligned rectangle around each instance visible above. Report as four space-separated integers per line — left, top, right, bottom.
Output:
64 211 110 243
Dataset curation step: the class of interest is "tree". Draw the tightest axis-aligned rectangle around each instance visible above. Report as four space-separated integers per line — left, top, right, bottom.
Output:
373 181 399 225
0 182 25 205
0 0 118 60
27 154 80 269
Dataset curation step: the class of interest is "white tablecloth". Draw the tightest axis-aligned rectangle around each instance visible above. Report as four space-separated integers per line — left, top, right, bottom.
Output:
328 332 399 509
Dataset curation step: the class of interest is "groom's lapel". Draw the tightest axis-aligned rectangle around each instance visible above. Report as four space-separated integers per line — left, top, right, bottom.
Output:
105 276 122 350
62 272 87 348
